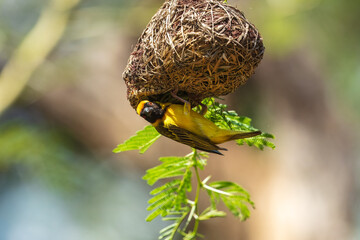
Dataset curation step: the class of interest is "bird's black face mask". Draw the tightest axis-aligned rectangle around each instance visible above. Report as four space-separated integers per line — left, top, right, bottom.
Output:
140 102 165 123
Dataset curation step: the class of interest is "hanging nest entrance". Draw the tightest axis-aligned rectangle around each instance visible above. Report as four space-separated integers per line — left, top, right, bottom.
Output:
123 0 265 109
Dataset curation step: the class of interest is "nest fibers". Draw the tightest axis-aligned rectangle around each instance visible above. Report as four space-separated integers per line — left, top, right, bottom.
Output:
123 0 265 109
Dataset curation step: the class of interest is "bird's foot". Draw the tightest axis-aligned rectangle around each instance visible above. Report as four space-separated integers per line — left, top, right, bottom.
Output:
170 89 189 104
171 90 191 112
199 103 208 115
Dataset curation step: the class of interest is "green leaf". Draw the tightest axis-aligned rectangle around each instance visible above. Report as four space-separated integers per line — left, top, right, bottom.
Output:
209 181 252 200
143 155 193 185
146 208 163 222
149 179 181 195
147 194 175 211
183 232 197 240
144 158 193 222
147 181 180 213
174 168 192 209
192 149 208 170
158 210 189 240
221 195 252 220
113 125 160 154
207 181 254 221
198 207 227 220
159 223 177 237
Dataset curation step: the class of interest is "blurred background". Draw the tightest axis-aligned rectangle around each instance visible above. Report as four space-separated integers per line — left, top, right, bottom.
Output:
0 0 359 239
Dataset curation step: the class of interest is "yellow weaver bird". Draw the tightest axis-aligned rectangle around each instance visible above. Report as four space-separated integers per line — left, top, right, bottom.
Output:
136 98 261 155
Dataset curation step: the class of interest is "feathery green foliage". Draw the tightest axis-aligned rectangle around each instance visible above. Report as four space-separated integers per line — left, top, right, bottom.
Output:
207 181 254 220
202 98 275 150
142 150 253 239
113 98 275 239
113 125 160 153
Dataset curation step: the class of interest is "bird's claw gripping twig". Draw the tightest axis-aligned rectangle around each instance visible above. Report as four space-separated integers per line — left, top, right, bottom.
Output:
171 90 188 104
171 89 207 115
171 90 191 112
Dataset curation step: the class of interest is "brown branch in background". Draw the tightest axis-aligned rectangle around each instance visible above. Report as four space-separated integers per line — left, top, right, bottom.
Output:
0 0 81 115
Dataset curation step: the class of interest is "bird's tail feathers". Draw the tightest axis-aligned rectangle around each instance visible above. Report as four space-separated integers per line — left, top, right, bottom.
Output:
196 146 227 155
207 147 227 155
227 131 262 141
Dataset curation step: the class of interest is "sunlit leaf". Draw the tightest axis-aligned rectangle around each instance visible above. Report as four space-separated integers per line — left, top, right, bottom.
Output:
113 125 160 154
199 207 227 220
207 181 255 221
146 208 163 222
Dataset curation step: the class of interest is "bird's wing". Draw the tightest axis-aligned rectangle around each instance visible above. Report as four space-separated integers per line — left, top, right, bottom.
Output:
155 124 226 154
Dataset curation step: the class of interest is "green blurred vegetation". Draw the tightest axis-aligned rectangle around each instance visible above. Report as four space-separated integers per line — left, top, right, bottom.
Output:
0 119 86 193
248 0 360 114
0 1 167 238
0 108 165 239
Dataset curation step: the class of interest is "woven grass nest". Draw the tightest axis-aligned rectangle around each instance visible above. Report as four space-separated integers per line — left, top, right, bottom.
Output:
123 0 264 109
